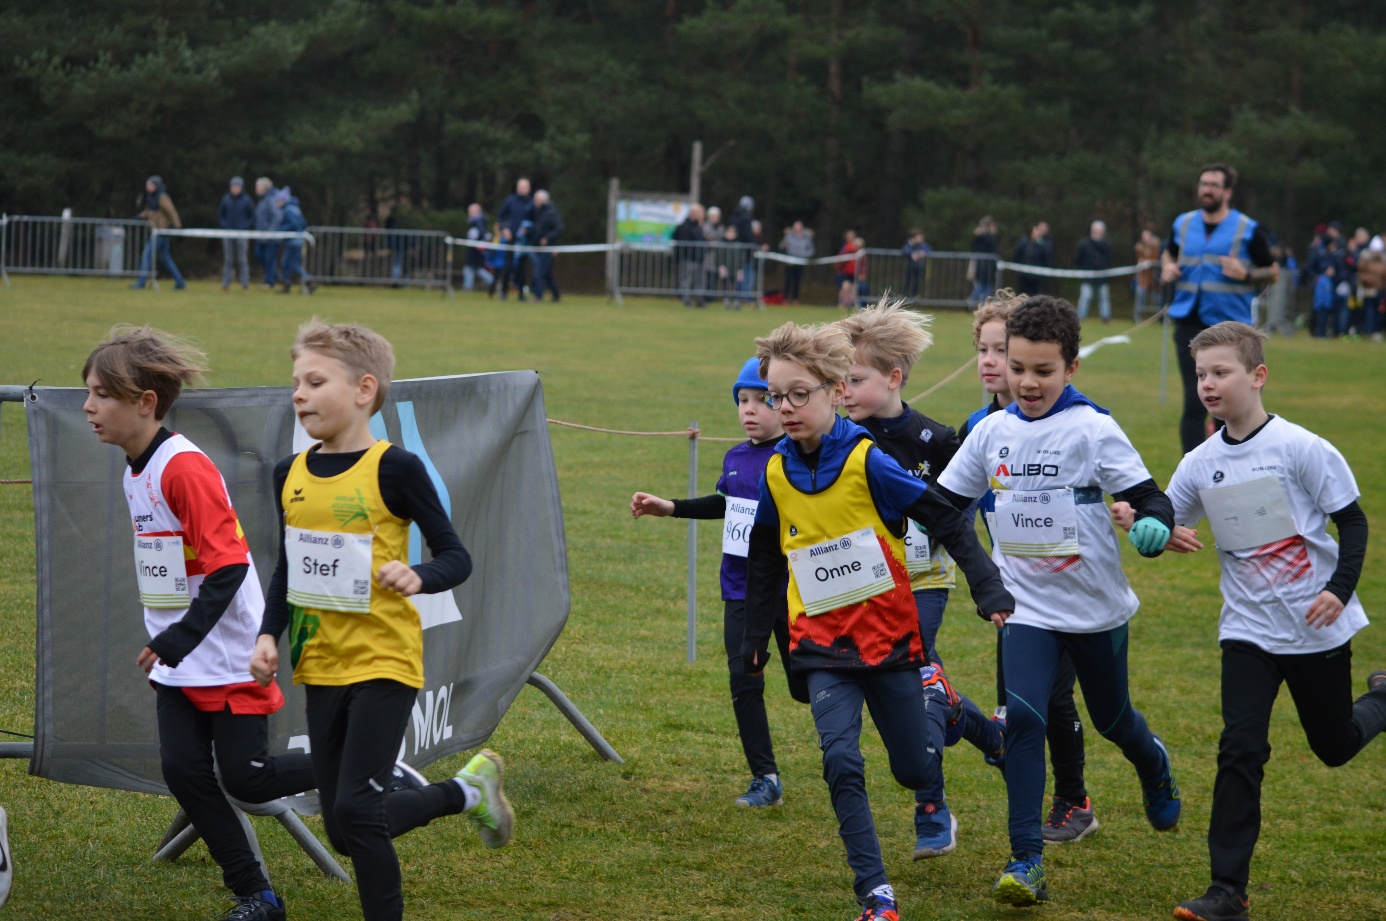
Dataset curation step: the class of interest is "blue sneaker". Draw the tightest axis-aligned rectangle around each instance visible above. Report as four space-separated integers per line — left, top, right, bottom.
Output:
984 709 1006 771
852 893 899 921
920 665 963 746
912 801 958 859
735 773 783 807
1142 735 1181 831
993 855 1047 906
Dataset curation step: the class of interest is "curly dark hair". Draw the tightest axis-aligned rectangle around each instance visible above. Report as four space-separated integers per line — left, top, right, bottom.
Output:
1006 295 1082 365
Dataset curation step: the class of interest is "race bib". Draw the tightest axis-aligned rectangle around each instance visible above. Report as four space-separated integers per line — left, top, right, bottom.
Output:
788 527 894 617
1199 476 1298 552
722 497 758 559
902 520 932 575
993 488 1080 558
285 525 374 614
133 535 190 608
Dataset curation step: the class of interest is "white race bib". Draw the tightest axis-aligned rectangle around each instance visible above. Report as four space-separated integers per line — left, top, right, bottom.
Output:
285 526 374 614
133 535 190 608
722 497 758 559
993 488 1080 558
788 527 894 616
902 520 932 575
1199 476 1299 551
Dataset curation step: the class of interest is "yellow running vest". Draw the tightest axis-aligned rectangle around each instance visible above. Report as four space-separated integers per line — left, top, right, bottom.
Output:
282 440 424 688
765 438 923 670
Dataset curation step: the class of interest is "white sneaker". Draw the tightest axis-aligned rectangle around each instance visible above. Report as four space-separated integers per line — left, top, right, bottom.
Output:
0 805 11 908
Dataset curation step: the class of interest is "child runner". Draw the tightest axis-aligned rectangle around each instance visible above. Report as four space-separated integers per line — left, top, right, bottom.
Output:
836 300 1004 860
1114 322 1386 921
82 326 318 921
740 321 1014 921
249 321 513 921
961 291 1099 845
934 295 1181 906
630 357 803 808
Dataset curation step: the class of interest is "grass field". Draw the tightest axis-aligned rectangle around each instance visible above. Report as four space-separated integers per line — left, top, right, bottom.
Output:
1 277 1385 920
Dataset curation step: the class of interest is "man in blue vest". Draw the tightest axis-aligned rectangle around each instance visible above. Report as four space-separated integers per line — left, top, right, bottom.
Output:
1160 163 1278 454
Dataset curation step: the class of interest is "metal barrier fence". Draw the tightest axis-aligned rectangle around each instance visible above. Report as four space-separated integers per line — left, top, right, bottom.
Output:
305 226 450 289
1 214 150 284
613 241 765 307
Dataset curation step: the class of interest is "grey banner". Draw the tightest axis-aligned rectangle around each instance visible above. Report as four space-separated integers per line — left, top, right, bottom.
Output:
27 372 568 794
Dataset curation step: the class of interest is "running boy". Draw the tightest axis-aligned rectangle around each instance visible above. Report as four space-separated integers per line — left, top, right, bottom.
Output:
962 291 1099 845
740 321 1013 921
1127 322 1386 921
83 326 317 921
249 321 513 921
836 300 1004 860
934 295 1181 906
630 357 802 808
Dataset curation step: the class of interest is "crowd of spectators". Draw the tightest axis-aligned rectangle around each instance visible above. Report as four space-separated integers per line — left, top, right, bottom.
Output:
1303 223 1386 341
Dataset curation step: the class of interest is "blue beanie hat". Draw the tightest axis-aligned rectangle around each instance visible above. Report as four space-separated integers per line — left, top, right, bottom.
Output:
732 357 767 404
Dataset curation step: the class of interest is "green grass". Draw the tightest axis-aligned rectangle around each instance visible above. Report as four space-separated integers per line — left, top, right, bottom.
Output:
2 276 1385 920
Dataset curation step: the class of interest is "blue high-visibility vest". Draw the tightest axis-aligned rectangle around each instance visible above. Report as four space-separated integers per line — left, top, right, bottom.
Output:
1168 208 1257 324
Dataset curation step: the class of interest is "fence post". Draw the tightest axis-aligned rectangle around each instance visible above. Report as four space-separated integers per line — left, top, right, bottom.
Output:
1 214 9 288
755 252 765 309
686 420 698 663
445 238 455 300
149 227 159 291
1159 310 1171 406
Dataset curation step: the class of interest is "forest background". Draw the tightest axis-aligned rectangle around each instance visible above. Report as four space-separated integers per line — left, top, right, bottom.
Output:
3 0 1385 259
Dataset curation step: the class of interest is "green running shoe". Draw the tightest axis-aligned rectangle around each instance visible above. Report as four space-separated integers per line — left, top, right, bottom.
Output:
993 855 1047 906
457 749 515 848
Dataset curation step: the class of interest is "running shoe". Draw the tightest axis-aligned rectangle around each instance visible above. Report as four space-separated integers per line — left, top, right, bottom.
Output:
213 894 286 921
993 855 1048 906
1042 795 1099 843
920 664 964 745
852 893 899 921
1173 885 1250 920
984 710 1007 770
1142 736 1181 831
1367 669 1386 692
457 749 515 848
913 801 958 859
386 760 428 795
735 774 784 808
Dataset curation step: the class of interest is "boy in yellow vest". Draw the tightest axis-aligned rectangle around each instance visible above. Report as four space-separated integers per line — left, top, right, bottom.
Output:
740 320 1013 921
250 321 513 921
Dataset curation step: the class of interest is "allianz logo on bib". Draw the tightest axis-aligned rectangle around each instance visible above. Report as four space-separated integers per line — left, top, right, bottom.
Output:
808 537 852 558
297 532 332 546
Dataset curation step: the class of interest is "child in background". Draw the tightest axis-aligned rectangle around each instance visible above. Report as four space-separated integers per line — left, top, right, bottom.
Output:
1111 322 1386 921
934 296 1181 906
740 321 1013 921
83 326 318 921
836 300 1004 860
631 358 802 808
962 291 1099 845
249 321 513 921
1311 265 1335 338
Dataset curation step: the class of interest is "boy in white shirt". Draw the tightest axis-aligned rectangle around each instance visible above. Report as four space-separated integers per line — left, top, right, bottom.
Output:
1123 322 1386 921
934 295 1181 906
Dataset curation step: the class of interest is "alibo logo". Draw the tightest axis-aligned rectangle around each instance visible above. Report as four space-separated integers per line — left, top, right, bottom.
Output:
995 461 1061 477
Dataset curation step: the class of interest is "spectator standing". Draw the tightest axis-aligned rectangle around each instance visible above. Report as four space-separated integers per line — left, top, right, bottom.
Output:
901 228 932 299
274 188 315 294
1074 220 1114 322
254 177 281 289
1160 162 1277 453
1010 221 1053 296
703 206 725 292
779 220 815 305
462 203 494 292
531 189 564 302
487 225 514 300
1133 229 1162 320
731 197 760 304
968 216 999 303
1356 242 1386 342
674 204 708 307
835 230 858 308
498 178 535 295
217 176 255 292
130 175 186 290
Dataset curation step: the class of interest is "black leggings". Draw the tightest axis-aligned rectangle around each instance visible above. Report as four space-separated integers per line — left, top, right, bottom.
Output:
1175 316 1224 454
155 684 318 897
306 680 468 921
995 630 1088 804
723 600 802 777
1208 640 1386 895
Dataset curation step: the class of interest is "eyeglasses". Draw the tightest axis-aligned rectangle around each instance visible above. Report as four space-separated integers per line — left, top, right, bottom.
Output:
766 380 834 409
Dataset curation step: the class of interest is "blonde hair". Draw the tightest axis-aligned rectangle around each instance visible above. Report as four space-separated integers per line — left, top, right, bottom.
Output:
1189 321 1266 370
836 295 933 382
971 287 1025 348
755 321 852 385
82 325 207 420
291 319 396 413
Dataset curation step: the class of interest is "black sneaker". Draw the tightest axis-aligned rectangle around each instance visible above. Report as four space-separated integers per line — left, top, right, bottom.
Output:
386 760 429 795
1367 669 1386 692
214 894 286 921
1042 795 1099 843
1173 885 1249 920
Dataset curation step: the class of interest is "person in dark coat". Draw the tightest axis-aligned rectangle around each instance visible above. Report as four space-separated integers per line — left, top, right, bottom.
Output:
531 190 564 302
218 176 256 291
1011 221 1053 296
1074 220 1114 321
